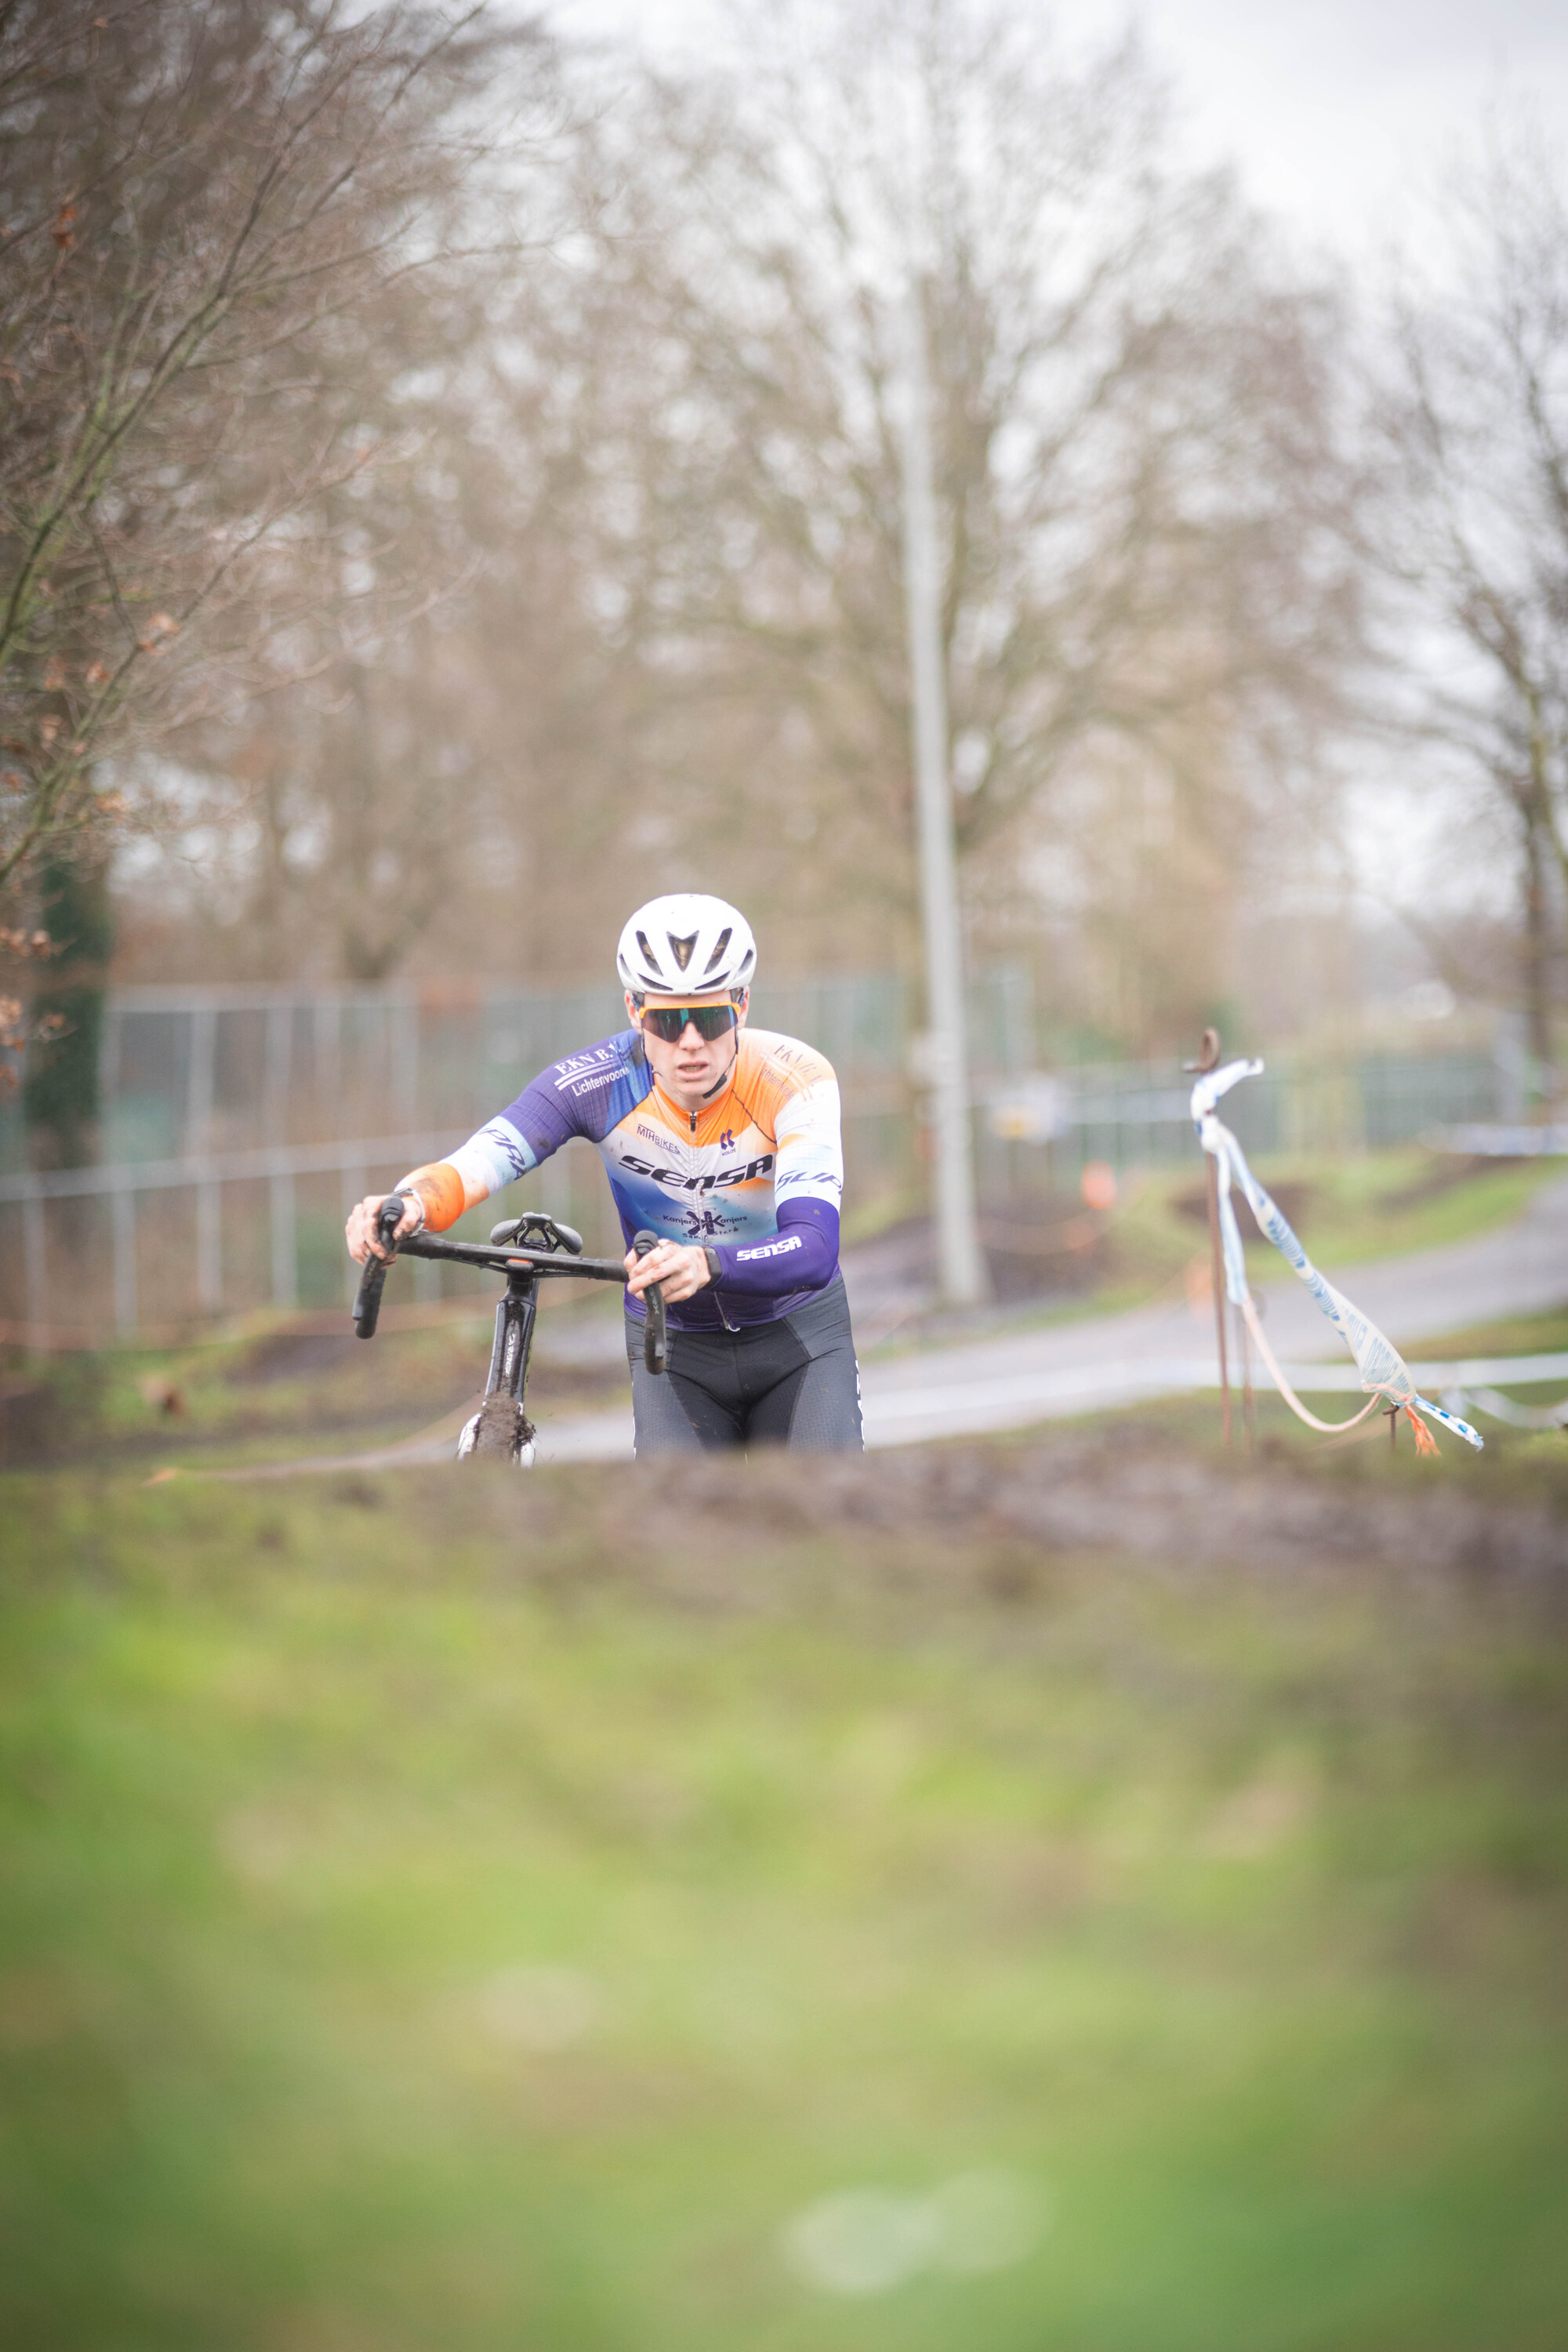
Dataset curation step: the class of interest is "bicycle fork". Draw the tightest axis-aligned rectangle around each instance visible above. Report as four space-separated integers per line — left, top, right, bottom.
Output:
485 1264 539 1410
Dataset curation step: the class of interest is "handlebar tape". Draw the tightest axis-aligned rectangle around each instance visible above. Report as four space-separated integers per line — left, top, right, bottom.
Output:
632 1231 668 1376
352 1197 407 1340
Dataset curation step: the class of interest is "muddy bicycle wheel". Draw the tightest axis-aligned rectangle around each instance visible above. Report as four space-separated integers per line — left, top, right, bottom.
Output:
460 1394 537 1465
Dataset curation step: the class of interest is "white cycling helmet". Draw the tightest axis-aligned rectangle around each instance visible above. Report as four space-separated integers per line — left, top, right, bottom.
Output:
616 893 757 999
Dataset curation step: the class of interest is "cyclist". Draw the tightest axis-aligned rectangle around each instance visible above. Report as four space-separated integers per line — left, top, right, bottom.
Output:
345 894 862 1452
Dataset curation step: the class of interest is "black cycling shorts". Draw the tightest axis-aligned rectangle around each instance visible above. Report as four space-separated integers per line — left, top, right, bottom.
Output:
625 1274 863 1454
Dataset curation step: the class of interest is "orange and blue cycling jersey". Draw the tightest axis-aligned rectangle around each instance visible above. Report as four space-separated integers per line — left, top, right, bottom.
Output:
397 1025 844 1332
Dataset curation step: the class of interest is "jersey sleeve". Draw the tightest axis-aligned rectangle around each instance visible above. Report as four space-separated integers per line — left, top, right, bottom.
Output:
397 1031 648 1233
711 1196 840 1296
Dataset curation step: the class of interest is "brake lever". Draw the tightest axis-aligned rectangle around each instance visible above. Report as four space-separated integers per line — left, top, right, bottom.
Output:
632 1230 668 1376
352 1197 405 1339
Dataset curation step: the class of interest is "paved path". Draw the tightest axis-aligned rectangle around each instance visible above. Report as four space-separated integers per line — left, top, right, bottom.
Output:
521 1175 1568 1463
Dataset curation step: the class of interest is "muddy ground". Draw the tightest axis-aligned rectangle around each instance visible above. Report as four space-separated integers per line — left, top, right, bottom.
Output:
235 1418 1568 1607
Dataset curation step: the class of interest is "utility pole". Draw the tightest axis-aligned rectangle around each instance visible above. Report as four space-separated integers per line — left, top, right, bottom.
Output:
898 277 988 1307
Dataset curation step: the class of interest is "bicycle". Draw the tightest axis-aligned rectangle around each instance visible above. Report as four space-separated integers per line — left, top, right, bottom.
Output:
350 1197 668 1464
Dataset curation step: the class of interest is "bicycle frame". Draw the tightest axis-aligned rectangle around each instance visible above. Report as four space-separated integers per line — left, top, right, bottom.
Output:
350 1206 667 1454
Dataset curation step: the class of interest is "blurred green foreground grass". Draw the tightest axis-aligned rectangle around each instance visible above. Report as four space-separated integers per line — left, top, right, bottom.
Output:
2 1455 1566 2351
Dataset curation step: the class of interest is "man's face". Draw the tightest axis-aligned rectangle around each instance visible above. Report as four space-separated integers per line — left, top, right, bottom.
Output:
626 989 748 1102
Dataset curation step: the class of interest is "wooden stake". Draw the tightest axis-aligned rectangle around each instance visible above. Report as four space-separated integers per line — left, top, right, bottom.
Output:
1239 1300 1257 1451
1185 1025 1230 1450
1207 1151 1232 1448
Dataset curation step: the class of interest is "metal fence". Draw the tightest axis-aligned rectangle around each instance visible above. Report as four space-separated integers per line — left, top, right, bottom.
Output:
0 973 933 1339
0 974 931 1174
979 1047 1505 1175
0 971 1524 1341
2 1131 450 1341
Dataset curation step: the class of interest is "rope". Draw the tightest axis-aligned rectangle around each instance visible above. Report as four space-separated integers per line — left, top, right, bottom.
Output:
1444 1384 1568 1432
1189 1056 1483 1453
1240 1297 1382 1434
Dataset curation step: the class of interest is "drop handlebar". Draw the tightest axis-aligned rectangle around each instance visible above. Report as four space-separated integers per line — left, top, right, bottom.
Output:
352 1199 670 1377
633 1230 668 1374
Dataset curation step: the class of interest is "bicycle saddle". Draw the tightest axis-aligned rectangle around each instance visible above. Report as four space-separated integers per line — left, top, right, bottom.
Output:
488 1211 584 1255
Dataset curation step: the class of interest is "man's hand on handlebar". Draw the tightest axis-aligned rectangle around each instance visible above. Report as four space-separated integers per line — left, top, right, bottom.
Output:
345 1192 424 1265
624 1237 710 1305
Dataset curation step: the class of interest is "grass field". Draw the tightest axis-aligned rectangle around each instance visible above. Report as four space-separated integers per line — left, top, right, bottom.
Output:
3 1428 1566 2351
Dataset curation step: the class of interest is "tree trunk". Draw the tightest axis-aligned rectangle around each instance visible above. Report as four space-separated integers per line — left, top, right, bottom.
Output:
1523 810 1555 1114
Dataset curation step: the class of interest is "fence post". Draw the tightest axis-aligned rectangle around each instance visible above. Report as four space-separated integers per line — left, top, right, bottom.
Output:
187 1003 216 1155
270 1170 297 1310
394 993 419 1131
112 1183 136 1338
264 1003 293 1142
197 1177 221 1314
315 1000 341 1123
341 1161 365 1303
100 1000 122 1109
24 1192 46 1346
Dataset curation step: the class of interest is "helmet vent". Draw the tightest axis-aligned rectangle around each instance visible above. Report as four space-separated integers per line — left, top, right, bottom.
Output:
667 931 698 972
702 927 732 977
634 930 662 978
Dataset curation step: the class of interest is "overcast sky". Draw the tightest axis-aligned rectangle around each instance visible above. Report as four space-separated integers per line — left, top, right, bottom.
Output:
546 0 1568 264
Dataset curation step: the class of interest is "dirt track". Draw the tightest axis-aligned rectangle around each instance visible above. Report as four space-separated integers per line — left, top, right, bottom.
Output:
366 1432 1568 1599
646 1448 1564 1577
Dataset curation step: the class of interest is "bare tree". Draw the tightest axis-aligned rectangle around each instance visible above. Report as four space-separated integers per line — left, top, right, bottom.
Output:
129 216 661 985
85 0 1362 1027
176 93 722 989
555 0 1360 1041
0 0 552 902
1372 125 1568 1103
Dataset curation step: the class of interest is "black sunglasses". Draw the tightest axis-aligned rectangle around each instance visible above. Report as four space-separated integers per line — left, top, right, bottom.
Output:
637 1003 739 1044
